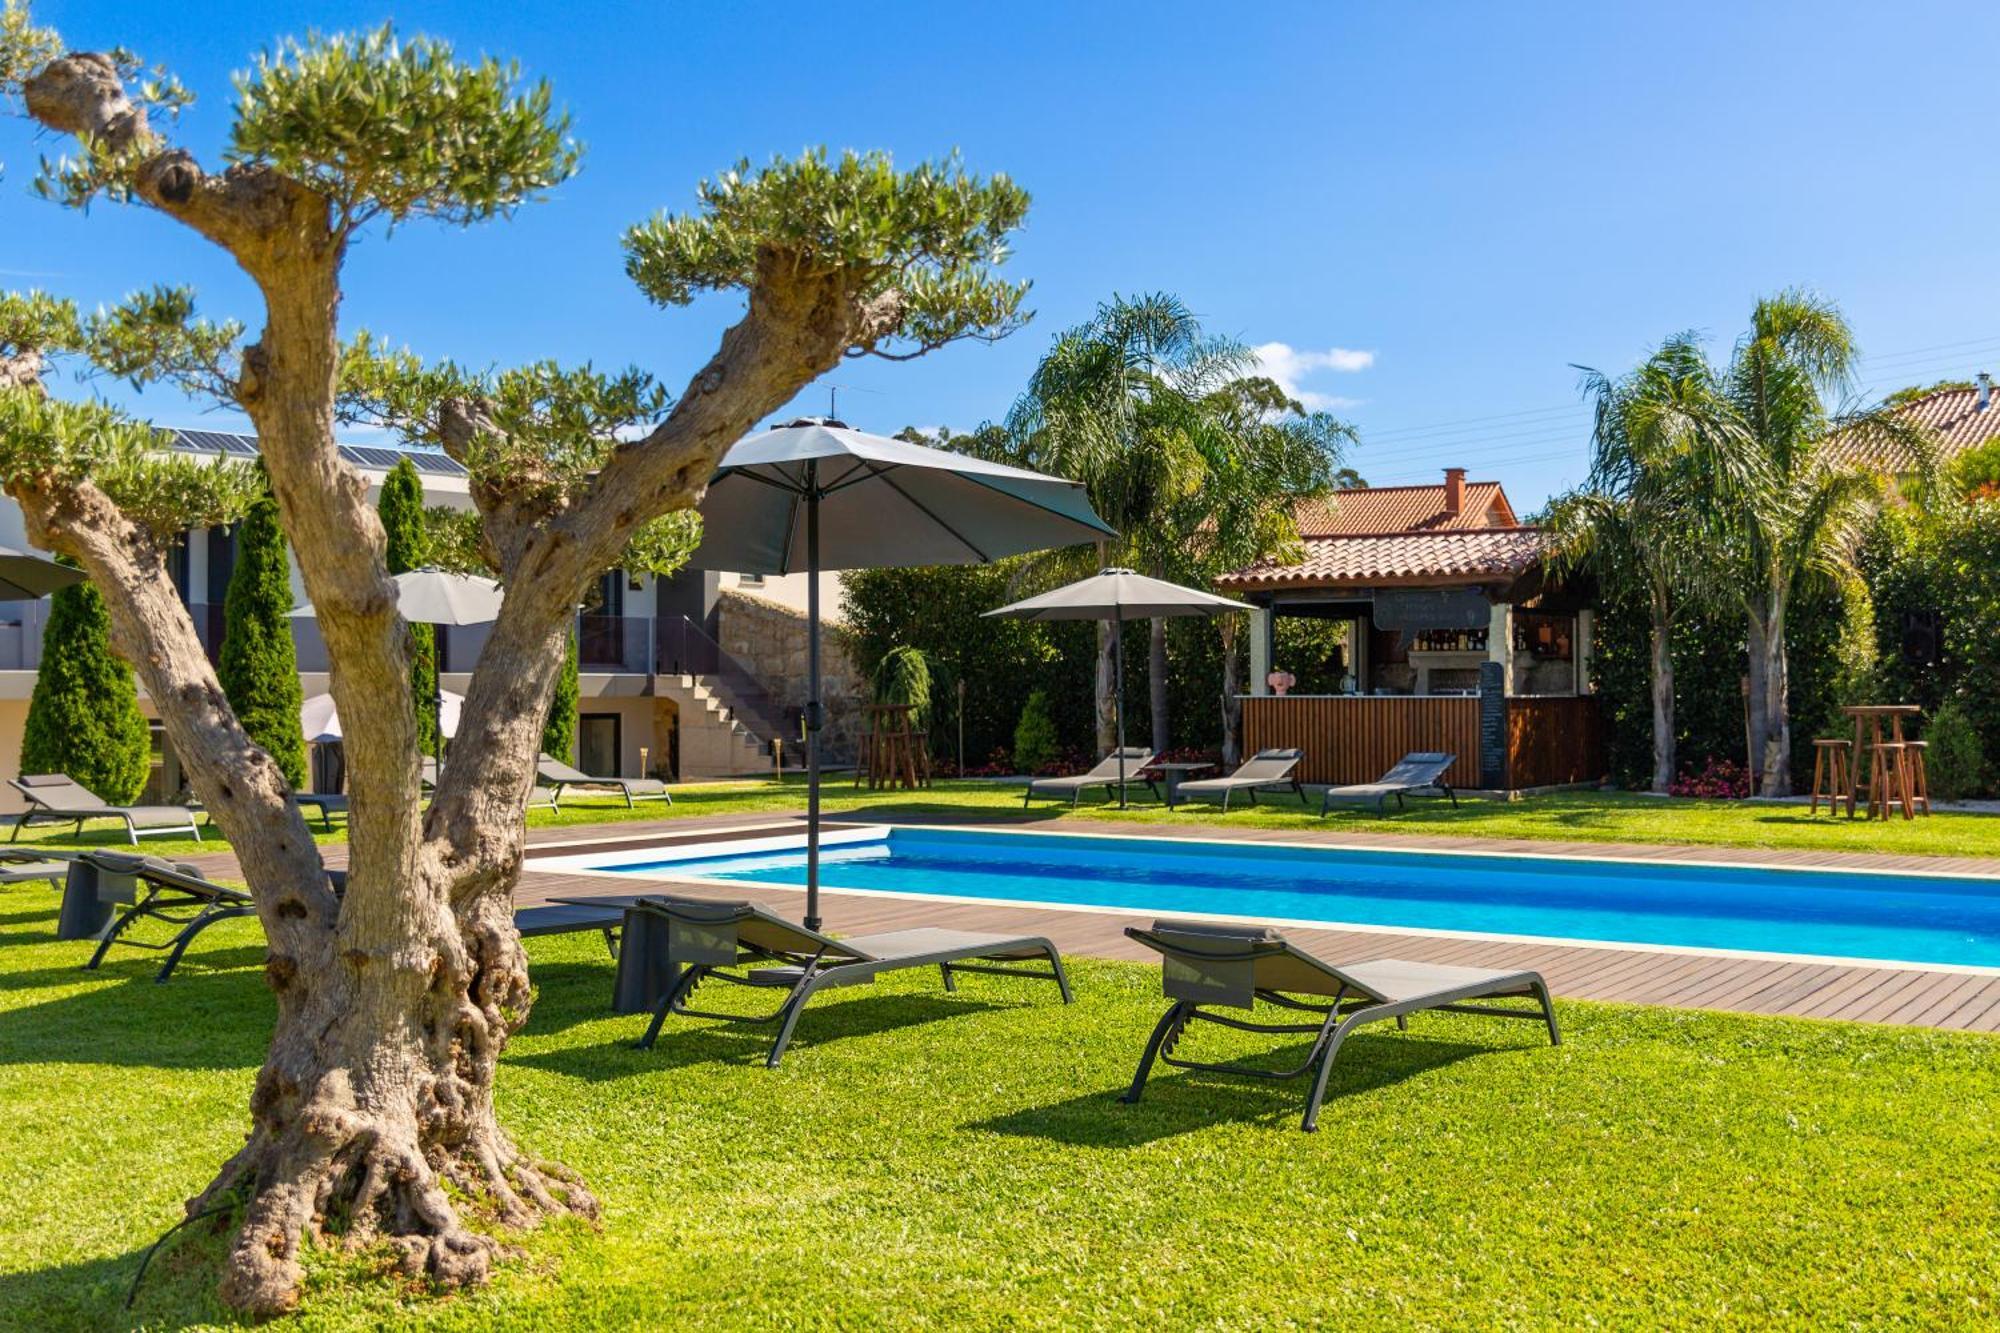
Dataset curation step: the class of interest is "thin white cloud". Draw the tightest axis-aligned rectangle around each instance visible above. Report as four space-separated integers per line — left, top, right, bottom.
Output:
1251 341 1375 412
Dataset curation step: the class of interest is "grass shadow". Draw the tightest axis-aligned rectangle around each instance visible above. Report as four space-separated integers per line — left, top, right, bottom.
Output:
0 1242 226 1332
513 991 1006 1081
970 1032 1498 1146
0 961 271 1069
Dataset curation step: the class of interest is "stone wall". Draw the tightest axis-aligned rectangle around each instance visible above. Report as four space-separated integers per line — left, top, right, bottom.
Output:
714 589 864 760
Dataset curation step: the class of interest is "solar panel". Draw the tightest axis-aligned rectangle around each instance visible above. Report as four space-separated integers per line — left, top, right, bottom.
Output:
161 428 467 477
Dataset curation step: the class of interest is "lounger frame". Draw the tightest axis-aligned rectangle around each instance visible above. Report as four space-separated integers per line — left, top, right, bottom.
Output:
1318 752 1460 816
1121 924 1558 1131
632 897 1072 1065
1171 748 1307 811
1023 748 1161 808
72 854 256 983
8 776 202 845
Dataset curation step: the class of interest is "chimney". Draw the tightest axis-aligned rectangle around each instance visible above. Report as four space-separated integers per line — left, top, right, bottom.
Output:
1443 467 1467 517
1978 372 1992 412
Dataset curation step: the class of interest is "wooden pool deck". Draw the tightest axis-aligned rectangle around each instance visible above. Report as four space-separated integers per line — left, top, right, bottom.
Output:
190 809 2000 1034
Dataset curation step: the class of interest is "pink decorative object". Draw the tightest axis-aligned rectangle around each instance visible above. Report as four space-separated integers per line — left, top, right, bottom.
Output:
1267 669 1296 696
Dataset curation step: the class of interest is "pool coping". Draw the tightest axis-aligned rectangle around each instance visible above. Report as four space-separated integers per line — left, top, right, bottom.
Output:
525 820 2000 979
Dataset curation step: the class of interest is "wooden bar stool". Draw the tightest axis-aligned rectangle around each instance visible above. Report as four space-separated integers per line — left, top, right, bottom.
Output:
1867 741 1914 821
1904 739 1931 815
1809 739 1851 815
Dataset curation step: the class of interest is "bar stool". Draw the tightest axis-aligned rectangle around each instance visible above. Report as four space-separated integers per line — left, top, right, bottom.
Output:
1904 739 1931 815
1809 738 1851 815
1867 740 1914 821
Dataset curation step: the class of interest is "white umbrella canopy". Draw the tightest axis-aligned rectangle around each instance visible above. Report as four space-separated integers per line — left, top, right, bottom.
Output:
692 417 1115 928
983 568 1252 622
302 690 464 743
985 569 1254 807
0 545 86 601
289 568 503 626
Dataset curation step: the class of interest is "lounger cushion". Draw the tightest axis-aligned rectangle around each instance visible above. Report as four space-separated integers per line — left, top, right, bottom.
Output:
1149 917 1284 944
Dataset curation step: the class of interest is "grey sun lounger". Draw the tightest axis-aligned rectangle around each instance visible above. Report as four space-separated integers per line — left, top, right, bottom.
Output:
1023 747 1161 807
419 759 559 814
537 756 672 809
1171 748 1306 811
1122 918 1559 1131
1318 751 1459 815
8 774 202 844
68 850 256 982
0 846 72 889
631 895 1073 1066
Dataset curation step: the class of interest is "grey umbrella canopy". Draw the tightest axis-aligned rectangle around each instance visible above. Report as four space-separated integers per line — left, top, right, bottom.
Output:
691 417 1114 929
0 546 85 601
290 569 504 627
985 569 1252 806
291 569 502 750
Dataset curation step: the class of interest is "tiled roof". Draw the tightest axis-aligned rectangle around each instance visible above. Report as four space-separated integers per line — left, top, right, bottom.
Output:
1216 527 1545 589
1825 385 2000 470
1292 481 1515 535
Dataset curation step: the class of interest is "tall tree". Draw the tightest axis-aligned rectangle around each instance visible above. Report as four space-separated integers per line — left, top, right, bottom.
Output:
376 456 438 756
218 490 307 788
19 573 151 802
1716 292 1922 795
1005 295 1345 754
1544 336 1745 793
1 11 1028 1314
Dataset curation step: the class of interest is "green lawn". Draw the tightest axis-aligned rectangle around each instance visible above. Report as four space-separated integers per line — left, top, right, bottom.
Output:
11 778 2000 865
0 892 1996 1328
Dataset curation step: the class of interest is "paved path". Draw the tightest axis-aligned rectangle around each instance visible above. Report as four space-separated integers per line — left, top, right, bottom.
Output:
178 808 2000 1034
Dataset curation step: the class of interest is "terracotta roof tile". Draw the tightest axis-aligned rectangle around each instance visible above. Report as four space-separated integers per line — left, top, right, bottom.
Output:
1292 482 1516 535
1216 527 1545 589
1826 385 2000 469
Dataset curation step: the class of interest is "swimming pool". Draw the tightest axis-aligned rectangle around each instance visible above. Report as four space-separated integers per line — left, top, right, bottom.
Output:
566 826 2000 970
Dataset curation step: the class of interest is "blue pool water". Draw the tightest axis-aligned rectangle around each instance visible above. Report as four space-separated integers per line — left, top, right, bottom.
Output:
601 828 2000 967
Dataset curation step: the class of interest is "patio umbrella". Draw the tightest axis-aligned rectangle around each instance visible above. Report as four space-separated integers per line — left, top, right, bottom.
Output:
690 417 1113 928
0 546 85 601
301 689 465 744
292 568 502 748
984 568 1253 806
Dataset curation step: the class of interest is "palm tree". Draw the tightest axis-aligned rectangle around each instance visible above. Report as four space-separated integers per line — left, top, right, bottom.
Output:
1544 335 1744 792
1004 294 1347 754
1717 292 1922 795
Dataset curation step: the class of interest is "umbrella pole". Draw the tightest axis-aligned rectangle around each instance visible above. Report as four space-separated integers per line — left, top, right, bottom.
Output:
804 473 823 931
1114 615 1127 809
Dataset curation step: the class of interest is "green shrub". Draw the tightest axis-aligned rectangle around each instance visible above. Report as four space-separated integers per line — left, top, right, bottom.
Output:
872 645 933 730
1012 689 1058 773
1924 700 1986 801
218 493 307 789
20 576 151 803
541 628 578 761
377 456 439 756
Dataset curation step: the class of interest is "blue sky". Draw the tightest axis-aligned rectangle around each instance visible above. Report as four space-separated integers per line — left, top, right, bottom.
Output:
7 0 1998 510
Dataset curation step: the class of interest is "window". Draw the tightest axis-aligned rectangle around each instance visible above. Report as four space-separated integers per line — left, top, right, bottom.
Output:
737 573 766 587
1513 612 1574 661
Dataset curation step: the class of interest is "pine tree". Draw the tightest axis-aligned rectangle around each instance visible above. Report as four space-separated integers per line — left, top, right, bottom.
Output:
542 628 578 760
20 575 152 803
219 494 308 789
378 457 439 756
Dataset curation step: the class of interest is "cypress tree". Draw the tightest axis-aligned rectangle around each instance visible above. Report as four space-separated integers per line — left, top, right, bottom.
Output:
542 628 578 760
20 574 152 803
378 457 439 756
219 494 308 789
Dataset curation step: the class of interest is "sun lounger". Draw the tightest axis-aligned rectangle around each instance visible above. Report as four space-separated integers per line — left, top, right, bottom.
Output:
65 850 256 982
1121 918 1559 1131
8 774 202 845
1171 748 1306 811
0 847 71 889
630 895 1073 1065
1318 751 1459 815
537 756 672 809
1022 747 1160 808
418 758 558 814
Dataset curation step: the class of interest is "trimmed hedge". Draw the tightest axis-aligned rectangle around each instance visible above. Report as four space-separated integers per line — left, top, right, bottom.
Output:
20 576 151 803
218 494 308 789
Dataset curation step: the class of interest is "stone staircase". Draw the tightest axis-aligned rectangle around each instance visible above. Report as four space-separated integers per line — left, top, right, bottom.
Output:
659 672 778 778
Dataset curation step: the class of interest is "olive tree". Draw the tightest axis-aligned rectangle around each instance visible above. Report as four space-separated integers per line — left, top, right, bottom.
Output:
1 9 1026 1314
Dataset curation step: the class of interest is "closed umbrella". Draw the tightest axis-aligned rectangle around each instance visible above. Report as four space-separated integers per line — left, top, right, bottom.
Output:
0 546 85 601
692 417 1113 928
984 568 1252 806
